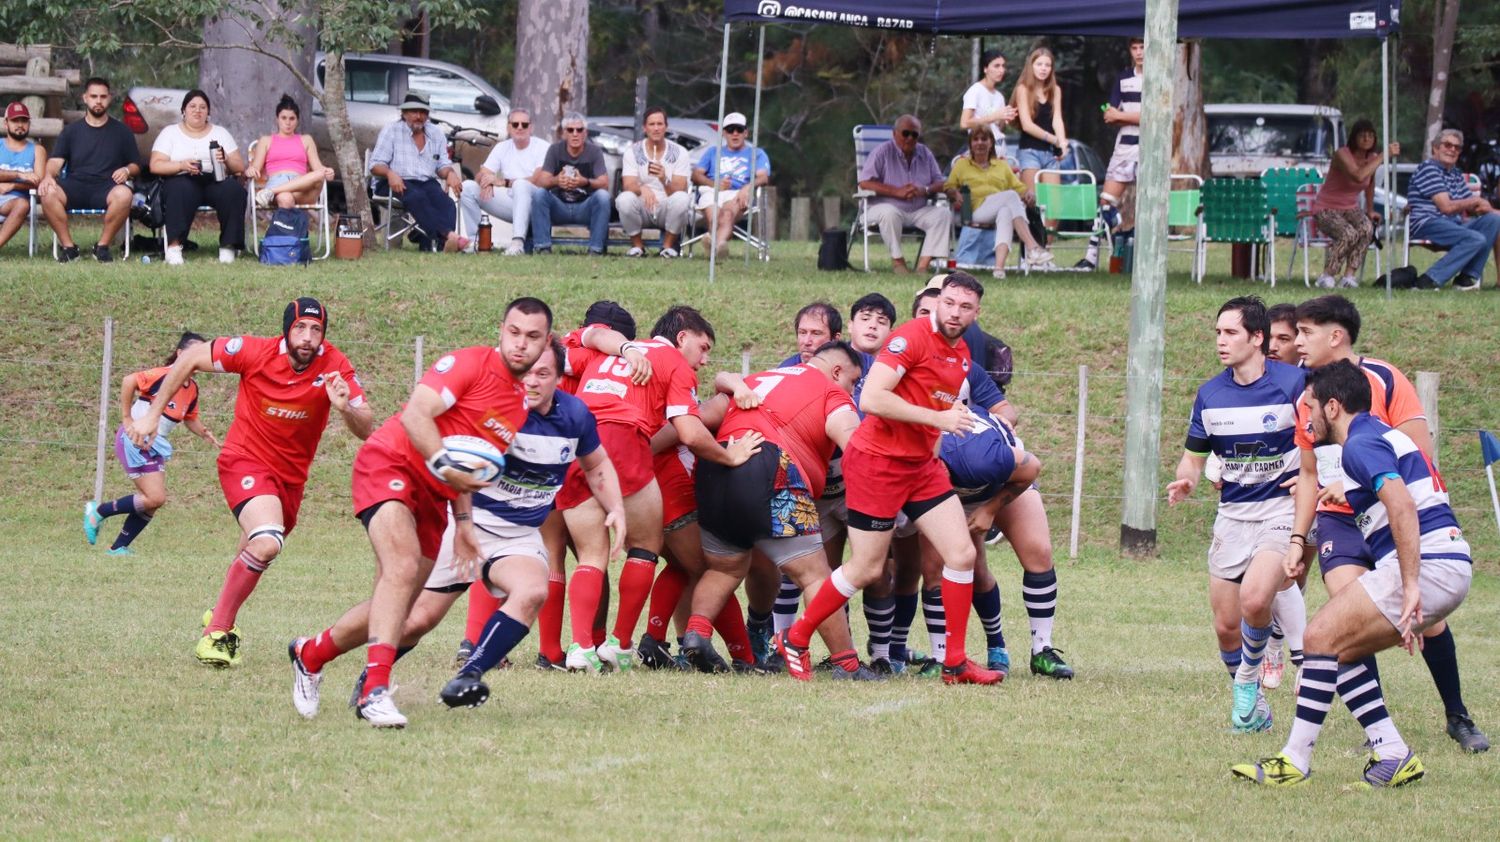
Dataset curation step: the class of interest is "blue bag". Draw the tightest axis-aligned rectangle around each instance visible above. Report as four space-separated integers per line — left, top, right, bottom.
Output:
260 208 311 265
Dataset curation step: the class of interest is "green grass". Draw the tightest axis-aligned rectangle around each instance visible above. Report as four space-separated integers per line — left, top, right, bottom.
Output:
2 236 1498 837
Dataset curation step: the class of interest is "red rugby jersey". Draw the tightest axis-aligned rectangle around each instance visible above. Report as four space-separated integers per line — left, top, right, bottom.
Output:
716 364 856 497
564 326 701 437
211 335 365 486
366 345 529 501
849 316 970 460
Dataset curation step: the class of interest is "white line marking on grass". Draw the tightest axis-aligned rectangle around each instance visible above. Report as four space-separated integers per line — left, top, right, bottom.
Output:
857 698 922 717
533 754 641 782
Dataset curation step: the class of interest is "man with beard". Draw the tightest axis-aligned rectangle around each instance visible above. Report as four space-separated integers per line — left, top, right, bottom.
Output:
37 77 142 262
0 102 45 252
128 298 373 668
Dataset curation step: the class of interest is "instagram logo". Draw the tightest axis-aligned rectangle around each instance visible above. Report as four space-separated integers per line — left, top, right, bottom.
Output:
757 1 782 16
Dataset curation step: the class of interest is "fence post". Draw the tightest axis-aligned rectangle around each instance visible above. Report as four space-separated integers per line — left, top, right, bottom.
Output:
1415 371 1439 470
413 335 425 387
789 196 812 241
1069 364 1089 559
820 196 842 231
93 316 114 504
741 350 751 377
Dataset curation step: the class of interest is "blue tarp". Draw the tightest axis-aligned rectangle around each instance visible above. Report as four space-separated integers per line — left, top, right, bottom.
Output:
725 1 1400 40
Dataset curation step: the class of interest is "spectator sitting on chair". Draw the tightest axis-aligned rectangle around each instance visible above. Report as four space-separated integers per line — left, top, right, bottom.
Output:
616 107 692 258
529 111 611 255
368 92 467 253
245 94 335 211
36 77 141 263
858 114 949 274
0 102 46 253
148 89 248 265
1406 128 1500 291
1310 118 1399 289
944 127 1054 279
459 106 548 255
691 111 770 259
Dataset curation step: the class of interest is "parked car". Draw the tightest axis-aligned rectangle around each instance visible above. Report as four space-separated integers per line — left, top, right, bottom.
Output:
1206 104 1344 178
125 52 511 194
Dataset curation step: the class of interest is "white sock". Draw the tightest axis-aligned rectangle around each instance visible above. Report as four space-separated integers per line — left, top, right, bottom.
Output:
1272 583 1307 663
218 247 235 264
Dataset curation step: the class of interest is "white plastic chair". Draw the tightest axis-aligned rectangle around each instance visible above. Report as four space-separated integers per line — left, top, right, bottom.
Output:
0 188 38 256
849 124 946 271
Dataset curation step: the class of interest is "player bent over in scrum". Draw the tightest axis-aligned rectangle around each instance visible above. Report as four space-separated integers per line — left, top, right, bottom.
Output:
689 342 876 677
776 272 1003 685
289 336 626 716
127 298 372 668
1234 361 1473 787
293 298 544 727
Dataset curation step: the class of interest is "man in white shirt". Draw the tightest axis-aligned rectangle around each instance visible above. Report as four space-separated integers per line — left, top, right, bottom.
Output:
615 107 692 258
459 107 549 255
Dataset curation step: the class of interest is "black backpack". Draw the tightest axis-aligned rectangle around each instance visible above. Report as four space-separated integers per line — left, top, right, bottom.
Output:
818 228 850 271
979 330 1014 390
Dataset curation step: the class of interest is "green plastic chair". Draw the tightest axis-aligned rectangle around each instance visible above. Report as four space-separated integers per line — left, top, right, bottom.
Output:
1261 167 1323 238
1035 169 1101 244
1168 174 1203 244
1194 177 1277 284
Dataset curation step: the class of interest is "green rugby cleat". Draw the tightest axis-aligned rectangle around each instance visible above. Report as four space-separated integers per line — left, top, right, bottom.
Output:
1231 753 1309 787
1231 680 1271 732
1361 751 1424 788
195 629 242 668
83 501 101 545
1029 646 1074 680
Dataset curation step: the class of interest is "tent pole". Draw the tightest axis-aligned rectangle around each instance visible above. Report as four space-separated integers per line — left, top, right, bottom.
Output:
1382 36 1391 300
710 23 731 284
748 25 766 263
971 38 981 82
1119 0 1180 557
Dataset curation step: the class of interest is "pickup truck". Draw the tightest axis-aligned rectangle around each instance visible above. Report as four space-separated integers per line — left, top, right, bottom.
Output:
1206 104 1344 178
125 52 511 189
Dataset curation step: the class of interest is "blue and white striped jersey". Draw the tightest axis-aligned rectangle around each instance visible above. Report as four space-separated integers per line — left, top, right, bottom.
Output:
473 390 600 528
1340 413 1470 566
1185 360 1305 521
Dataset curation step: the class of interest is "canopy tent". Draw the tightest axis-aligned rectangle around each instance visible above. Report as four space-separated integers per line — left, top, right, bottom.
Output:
704 0 1403 282
724 1 1399 39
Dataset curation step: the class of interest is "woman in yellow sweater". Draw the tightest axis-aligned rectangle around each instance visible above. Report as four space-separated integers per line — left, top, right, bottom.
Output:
945 128 1054 278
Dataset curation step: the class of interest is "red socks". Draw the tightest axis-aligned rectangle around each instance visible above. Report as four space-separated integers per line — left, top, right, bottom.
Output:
364 643 398 695
464 578 502 646
298 628 347 673
686 614 715 639
612 555 658 649
537 572 566 663
831 648 860 672
941 567 975 667
714 594 753 663
568 565 605 648
206 550 265 634
645 563 688 643
789 570 856 649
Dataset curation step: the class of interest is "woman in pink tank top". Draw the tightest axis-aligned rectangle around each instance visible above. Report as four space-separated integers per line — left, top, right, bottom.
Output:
1310 119 1400 288
245 94 335 209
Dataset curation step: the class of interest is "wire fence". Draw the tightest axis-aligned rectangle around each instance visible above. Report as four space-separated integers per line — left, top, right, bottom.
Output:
5 315 1499 557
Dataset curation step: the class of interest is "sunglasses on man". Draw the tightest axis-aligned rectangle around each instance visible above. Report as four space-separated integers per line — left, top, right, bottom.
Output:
900 129 921 140
510 121 530 129
723 125 747 134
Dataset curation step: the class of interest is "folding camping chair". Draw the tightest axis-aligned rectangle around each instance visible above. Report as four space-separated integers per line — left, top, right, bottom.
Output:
1287 183 1382 286
0 188 38 256
246 140 333 260
848 124 946 271
1194 177 1276 284
365 148 465 250
1403 172 1482 266
681 183 770 261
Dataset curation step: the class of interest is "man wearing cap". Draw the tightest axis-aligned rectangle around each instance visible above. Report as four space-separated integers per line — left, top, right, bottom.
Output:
616 107 692 258
128 298 373 668
859 114 950 274
368 92 467 253
530 110 612 255
691 111 770 259
0 102 45 252
36 77 142 262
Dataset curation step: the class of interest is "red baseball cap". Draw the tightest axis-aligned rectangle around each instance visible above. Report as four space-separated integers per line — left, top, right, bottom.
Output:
5 102 30 121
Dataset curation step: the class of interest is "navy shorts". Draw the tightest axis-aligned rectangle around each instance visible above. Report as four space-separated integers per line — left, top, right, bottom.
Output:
1315 511 1374 575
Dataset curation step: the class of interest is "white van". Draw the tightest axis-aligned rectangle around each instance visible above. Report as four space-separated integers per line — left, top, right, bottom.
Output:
1206 104 1345 177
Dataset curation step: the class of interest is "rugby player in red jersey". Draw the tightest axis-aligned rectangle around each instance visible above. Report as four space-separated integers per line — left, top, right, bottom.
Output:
315 297 547 727
687 342 876 677
556 304 762 672
775 272 1005 685
127 298 372 668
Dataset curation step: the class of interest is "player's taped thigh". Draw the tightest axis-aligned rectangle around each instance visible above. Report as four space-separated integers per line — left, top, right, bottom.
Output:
1100 191 1120 207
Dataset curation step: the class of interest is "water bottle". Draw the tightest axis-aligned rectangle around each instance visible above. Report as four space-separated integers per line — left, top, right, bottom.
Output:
477 214 492 252
141 254 151 264
959 185 973 225
209 140 227 182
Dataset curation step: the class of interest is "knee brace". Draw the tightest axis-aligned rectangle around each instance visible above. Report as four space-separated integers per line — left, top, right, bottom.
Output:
626 548 659 564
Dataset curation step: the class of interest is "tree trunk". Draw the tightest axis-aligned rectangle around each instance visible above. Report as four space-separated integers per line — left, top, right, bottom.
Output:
1425 0 1461 149
320 51 375 248
199 3 315 146
1171 41 1207 179
630 1 660 140
512 0 590 141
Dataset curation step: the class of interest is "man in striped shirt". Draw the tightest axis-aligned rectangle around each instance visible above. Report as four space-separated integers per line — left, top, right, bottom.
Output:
1406 128 1500 291
1233 360 1472 788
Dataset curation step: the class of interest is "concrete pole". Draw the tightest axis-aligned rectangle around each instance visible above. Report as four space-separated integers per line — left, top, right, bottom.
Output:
1118 0 1179 557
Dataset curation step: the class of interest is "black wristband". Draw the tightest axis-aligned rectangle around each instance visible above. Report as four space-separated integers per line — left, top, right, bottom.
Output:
1290 533 1307 545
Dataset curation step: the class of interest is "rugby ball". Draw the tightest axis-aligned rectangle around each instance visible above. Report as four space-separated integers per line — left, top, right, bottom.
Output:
438 435 506 484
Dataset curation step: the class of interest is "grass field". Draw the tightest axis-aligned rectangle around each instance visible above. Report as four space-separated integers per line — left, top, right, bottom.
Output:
2 235 1497 838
